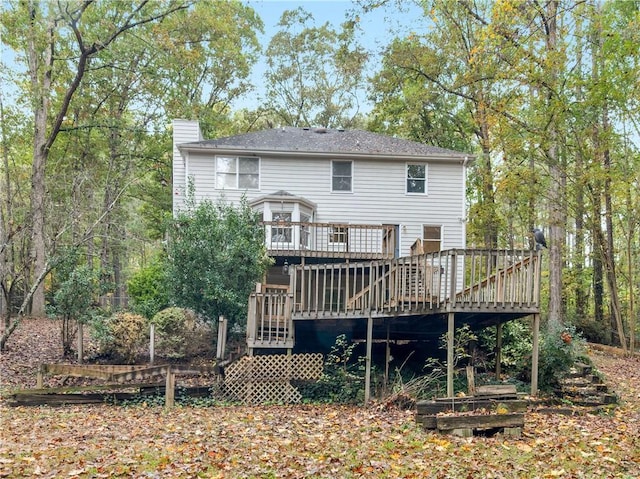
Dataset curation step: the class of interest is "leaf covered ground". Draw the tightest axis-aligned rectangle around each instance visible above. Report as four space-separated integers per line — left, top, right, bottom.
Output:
1 319 639 478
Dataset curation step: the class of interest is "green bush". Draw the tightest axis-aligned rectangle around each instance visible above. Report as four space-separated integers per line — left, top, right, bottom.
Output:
151 307 214 359
96 312 148 363
537 321 587 391
478 319 533 374
298 335 366 403
127 257 169 320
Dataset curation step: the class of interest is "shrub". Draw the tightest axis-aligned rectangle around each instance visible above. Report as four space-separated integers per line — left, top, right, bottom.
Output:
536 321 587 391
298 334 366 403
97 312 148 363
127 257 169 320
478 319 533 374
151 307 214 359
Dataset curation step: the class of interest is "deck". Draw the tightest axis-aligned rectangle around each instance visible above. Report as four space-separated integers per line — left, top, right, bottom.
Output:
246 249 542 349
261 221 396 260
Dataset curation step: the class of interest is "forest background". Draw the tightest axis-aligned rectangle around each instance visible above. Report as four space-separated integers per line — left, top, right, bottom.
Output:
0 0 638 353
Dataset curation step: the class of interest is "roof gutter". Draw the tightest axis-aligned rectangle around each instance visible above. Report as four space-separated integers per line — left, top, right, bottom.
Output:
178 144 475 163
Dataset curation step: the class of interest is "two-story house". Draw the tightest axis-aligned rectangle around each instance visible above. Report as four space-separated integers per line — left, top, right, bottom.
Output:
172 120 543 400
173 119 471 258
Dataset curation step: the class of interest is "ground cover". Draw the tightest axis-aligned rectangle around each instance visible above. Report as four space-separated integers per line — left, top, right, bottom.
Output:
1 318 639 478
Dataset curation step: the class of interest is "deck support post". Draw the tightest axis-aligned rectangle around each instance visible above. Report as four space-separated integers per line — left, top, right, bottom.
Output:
216 315 228 360
447 312 455 398
495 321 502 378
364 314 373 404
384 323 390 392
531 313 540 396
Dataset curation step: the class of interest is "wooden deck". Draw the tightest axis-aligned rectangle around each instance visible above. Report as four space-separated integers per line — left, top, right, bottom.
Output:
247 249 541 349
261 221 396 260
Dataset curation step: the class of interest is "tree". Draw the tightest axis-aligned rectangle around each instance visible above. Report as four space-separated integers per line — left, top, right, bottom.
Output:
1 0 263 324
263 7 368 128
48 253 100 356
1 0 193 316
166 196 272 328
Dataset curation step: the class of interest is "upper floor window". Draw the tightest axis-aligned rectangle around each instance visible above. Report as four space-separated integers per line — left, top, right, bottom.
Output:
332 160 352 192
216 156 259 190
423 225 441 253
407 163 427 194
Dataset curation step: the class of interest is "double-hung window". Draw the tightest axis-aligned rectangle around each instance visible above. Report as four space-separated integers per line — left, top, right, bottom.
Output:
332 160 352 192
216 156 259 190
406 163 427 194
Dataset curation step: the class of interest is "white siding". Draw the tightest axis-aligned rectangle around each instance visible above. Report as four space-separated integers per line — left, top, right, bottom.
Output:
172 120 203 214
184 153 466 256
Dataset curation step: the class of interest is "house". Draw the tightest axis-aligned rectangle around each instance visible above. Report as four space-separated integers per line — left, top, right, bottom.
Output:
172 120 542 400
173 119 471 260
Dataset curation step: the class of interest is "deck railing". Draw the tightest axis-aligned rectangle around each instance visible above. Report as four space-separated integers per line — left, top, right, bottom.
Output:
247 287 294 349
247 249 541 348
261 221 396 259
288 249 541 319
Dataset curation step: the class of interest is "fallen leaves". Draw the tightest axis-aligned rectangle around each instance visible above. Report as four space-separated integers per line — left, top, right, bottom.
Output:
1 320 639 478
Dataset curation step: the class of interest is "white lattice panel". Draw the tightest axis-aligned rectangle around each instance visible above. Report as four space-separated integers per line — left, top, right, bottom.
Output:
224 353 323 404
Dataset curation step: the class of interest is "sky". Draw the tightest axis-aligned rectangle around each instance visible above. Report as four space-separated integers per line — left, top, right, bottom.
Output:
237 0 425 111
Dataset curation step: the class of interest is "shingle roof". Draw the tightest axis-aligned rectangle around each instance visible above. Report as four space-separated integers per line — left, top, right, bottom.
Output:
179 127 471 159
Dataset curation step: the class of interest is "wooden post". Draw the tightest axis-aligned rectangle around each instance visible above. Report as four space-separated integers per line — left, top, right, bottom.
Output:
36 365 43 389
495 321 502 379
447 312 455 398
364 314 373 404
216 315 228 360
384 323 390 392
77 322 84 363
149 324 155 365
165 365 175 408
466 365 475 396
531 313 540 396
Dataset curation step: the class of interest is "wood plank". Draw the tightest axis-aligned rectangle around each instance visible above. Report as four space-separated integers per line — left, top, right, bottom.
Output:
416 399 528 415
10 382 161 395
475 384 517 396
437 413 524 430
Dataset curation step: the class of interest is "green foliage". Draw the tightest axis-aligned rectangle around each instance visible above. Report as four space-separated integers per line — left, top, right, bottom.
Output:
479 320 533 373
166 195 272 328
536 321 587 392
439 323 478 368
127 256 169 320
47 252 101 355
298 335 366 403
95 312 148 364
264 7 368 128
151 307 214 359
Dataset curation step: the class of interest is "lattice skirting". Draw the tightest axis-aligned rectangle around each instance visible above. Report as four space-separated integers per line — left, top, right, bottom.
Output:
224 353 323 404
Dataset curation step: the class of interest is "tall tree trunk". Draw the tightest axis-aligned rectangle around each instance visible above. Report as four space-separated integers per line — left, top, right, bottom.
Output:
545 0 565 325
476 98 498 249
26 2 54 316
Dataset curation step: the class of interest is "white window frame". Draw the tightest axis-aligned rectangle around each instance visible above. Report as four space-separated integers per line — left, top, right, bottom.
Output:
406 163 427 195
329 225 349 244
331 160 353 193
215 156 260 190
